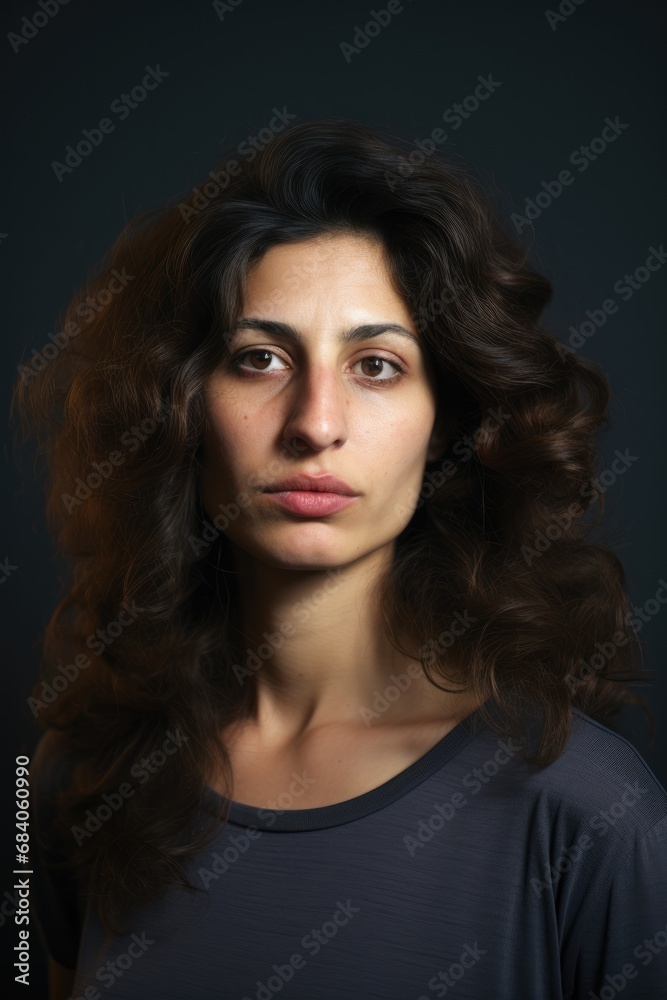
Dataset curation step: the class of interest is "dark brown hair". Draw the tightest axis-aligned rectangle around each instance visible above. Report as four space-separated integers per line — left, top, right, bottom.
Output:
11 116 652 937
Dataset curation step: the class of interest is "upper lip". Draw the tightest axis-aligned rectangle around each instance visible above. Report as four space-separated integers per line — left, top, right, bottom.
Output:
263 474 358 495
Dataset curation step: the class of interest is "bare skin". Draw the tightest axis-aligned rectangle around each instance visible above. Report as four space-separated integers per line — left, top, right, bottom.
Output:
200 232 482 809
207 711 479 810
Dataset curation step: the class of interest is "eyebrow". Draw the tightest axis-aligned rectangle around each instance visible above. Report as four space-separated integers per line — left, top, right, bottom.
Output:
227 317 420 346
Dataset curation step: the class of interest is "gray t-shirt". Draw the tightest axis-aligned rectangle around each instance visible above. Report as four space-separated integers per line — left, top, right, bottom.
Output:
30 705 667 999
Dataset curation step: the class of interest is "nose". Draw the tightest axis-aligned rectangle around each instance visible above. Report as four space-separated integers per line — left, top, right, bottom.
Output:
281 361 349 456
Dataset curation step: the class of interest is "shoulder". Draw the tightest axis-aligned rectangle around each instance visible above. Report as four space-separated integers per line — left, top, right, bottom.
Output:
512 707 667 841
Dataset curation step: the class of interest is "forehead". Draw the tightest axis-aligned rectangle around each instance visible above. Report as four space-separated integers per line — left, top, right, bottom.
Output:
247 232 388 279
240 232 416 329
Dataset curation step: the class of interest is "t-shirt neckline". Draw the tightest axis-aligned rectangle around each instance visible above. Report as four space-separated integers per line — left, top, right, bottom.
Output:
201 703 491 832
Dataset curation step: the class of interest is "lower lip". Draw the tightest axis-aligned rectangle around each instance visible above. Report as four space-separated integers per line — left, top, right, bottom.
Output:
264 491 359 516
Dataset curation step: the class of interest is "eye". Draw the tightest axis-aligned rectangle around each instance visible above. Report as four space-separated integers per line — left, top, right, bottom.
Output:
353 355 405 382
229 349 290 374
227 349 406 384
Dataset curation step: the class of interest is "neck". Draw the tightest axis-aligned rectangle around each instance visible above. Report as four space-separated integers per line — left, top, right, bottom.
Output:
224 539 471 743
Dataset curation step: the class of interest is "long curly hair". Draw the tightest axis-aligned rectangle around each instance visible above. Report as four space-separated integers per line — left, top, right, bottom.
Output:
11 117 652 938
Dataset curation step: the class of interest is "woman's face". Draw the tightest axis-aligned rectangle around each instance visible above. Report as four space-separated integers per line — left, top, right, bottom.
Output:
200 231 446 570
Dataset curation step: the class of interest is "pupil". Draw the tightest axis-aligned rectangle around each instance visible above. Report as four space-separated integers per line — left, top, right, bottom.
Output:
254 351 271 369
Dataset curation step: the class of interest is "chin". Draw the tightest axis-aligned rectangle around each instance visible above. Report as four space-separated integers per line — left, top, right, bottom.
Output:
255 540 351 572
228 523 359 570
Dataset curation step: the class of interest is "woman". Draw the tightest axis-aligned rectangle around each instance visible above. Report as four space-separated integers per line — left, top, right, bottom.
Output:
15 118 666 999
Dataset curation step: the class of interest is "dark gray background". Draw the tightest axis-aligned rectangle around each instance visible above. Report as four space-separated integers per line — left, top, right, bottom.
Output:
2 0 666 991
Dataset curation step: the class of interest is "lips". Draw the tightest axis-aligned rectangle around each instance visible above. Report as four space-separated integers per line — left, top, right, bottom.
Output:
263 474 358 496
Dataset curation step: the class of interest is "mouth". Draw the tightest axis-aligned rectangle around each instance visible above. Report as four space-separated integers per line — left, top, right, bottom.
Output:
263 490 360 517
261 473 361 517
262 474 358 496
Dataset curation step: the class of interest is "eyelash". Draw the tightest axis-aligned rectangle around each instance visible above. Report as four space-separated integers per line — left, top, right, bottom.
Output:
226 349 407 385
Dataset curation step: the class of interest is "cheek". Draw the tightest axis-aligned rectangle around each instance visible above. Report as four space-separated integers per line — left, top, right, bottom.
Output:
200 408 238 492
366 411 434 503
203 396 246 463
201 405 281 515
378 409 435 467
